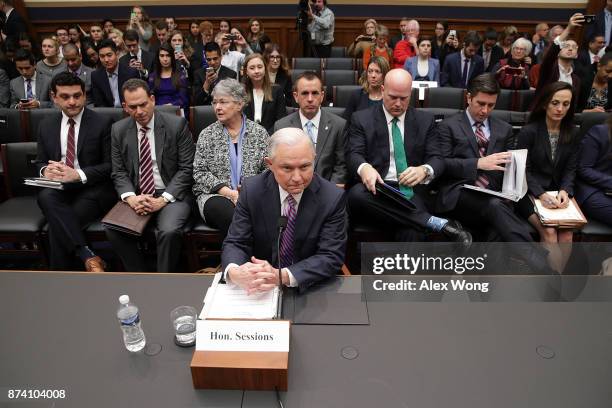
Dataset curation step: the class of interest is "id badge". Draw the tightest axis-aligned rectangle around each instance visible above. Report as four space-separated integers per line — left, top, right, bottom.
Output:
311 32 316 41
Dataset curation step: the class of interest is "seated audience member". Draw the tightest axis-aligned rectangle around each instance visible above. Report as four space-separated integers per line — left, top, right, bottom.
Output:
192 78 268 237
165 16 177 32
218 20 231 34
479 28 504 72
1 39 20 80
10 49 51 108
35 72 116 271
222 127 347 292
274 71 346 183
108 28 128 59
392 19 419 68
217 31 252 75
169 30 195 80
575 117 612 226
577 51 612 112
192 20 214 69
18 32 42 61
148 44 189 116
403 36 440 84
535 14 583 103
345 69 471 243
246 18 271 54
532 22 550 63
389 17 409 49
432 20 448 59
516 81 578 273
344 56 389 122
119 29 155 79
362 25 392 71
82 43 99 69
492 37 532 90
150 20 169 55
126 6 153 52
263 44 293 105
87 23 104 48
0 68 10 107
36 36 67 83
577 33 607 76
187 20 200 49
193 41 237 106
55 27 70 58
62 43 93 106
347 19 377 58
499 25 518 57
91 39 139 107
68 26 83 53
441 31 484 88
107 79 195 272
242 53 286 134
102 19 115 35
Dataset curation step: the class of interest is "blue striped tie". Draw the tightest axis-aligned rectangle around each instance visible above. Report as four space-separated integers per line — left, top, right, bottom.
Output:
279 195 297 268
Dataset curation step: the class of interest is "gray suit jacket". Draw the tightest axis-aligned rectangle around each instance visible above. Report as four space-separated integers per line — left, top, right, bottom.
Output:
71 65 94 106
273 109 347 184
110 111 195 201
9 73 52 108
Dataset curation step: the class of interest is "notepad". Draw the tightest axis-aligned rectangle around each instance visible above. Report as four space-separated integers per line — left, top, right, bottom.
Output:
534 191 587 226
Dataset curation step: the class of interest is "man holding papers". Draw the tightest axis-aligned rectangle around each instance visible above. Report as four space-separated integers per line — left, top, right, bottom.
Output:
35 72 116 271
222 128 347 292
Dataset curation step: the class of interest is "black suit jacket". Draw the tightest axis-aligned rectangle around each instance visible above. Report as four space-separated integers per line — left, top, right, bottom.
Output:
575 123 612 205
118 50 155 79
434 111 514 212
90 65 140 107
244 85 287 135
535 44 581 105
221 171 347 291
35 108 114 191
441 51 485 88
342 88 370 123
346 104 443 190
586 10 610 45
2 9 26 42
192 65 237 106
110 112 195 200
516 120 578 197
478 44 504 72
273 70 293 106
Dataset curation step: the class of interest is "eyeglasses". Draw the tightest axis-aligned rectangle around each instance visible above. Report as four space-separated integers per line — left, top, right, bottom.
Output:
269 55 281 60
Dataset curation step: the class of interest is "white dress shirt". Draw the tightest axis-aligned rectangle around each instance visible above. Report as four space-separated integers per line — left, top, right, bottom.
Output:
299 108 321 145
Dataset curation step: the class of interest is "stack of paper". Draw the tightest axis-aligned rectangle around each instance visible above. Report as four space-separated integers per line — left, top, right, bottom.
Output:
534 191 587 228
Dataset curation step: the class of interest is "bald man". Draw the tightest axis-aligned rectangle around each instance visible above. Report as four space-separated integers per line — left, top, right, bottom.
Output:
345 68 471 243
222 128 347 292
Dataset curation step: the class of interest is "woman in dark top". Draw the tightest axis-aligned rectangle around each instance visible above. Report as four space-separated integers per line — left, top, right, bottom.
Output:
575 117 612 226
343 56 389 122
148 44 189 116
242 53 286 134
432 20 448 60
577 52 612 112
263 44 293 106
186 20 200 49
246 19 271 54
516 81 578 273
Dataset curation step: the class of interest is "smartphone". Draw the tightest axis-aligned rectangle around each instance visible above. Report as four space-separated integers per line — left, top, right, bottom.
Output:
449 30 457 38
130 11 136 19
505 67 523 75
20 98 29 104
206 67 215 74
174 45 183 54
583 14 596 24
129 54 137 61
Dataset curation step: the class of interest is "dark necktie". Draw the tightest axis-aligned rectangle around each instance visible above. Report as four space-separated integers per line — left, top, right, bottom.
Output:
461 59 470 88
138 127 155 195
279 195 297 268
65 118 76 168
474 122 490 188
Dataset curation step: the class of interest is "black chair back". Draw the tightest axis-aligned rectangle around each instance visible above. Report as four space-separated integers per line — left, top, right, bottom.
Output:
330 47 347 58
322 106 346 118
1 142 38 197
0 109 25 143
324 58 355 70
90 107 126 123
190 106 217 139
423 87 465 109
495 89 513 111
292 58 322 71
28 108 59 143
419 108 462 123
579 112 609 138
332 85 363 108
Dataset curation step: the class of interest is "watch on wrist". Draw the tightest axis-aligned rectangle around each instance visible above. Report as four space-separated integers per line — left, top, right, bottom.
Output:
421 165 432 178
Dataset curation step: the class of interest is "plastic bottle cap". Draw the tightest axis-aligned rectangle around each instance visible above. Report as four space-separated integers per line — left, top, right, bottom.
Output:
119 295 130 304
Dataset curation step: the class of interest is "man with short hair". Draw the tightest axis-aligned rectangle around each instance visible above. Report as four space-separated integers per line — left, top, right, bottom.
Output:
62 43 93 105
106 79 195 272
478 28 504 72
119 29 155 79
441 31 485 87
586 0 612 47
392 19 419 68
216 31 252 75
10 49 51 108
577 33 606 74
56 26 70 57
0 0 26 43
192 41 237 106
88 23 104 48
90 39 139 107
165 16 177 32
389 17 410 49
35 72 116 271
306 0 335 58
532 22 550 62
346 69 471 243
273 71 346 184
149 20 168 55
222 127 347 292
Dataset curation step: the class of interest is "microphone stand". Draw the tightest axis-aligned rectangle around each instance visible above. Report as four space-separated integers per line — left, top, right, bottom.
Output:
275 216 288 320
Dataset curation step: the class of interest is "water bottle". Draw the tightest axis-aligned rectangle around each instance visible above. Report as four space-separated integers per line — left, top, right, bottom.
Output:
117 295 146 352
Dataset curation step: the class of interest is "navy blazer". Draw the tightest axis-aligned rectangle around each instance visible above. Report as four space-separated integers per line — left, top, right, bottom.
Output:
192 65 237 106
90 65 140 107
243 85 287 135
575 123 612 205
403 56 440 83
434 111 514 212
441 51 484 88
118 49 155 78
478 44 505 72
516 120 578 197
221 171 347 291
342 88 371 123
345 104 444 189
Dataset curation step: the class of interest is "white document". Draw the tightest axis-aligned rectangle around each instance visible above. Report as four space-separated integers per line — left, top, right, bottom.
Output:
24 177 64 190
196 319 290 352
200 272 279 320
534 191 584 221
462 149 528 202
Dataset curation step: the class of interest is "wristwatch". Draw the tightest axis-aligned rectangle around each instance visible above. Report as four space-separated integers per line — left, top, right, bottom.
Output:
421 165 432 178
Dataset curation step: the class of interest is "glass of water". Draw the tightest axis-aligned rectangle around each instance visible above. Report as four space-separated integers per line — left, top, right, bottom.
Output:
170 306 197 347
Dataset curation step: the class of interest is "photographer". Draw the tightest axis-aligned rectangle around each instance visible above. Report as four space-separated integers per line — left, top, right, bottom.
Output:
347 19 377 58
492 37 532 90
306 0 335 58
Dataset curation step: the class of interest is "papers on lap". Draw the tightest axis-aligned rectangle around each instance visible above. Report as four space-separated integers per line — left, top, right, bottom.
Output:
534 191 587 228
462 149 527 202
23 177 64 190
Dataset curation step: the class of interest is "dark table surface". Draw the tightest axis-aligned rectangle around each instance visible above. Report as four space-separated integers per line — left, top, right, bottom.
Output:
1 271 611 408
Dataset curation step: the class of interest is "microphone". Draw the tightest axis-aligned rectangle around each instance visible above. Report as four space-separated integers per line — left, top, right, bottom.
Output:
275 216 288 319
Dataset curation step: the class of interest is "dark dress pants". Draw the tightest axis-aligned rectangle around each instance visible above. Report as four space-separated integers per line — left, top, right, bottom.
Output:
580 191 612 227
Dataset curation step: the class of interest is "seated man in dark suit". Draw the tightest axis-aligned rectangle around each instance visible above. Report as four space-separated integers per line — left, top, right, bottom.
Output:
576 33 606 76
35 72 116 271
119 29 155 80
273 71 346 184
106 79 195 272
441 31 485 88
346 68 471 243
91 39 139 107
222 127 347 292
193 41 237 105
62 44 94 106
9 49 52 108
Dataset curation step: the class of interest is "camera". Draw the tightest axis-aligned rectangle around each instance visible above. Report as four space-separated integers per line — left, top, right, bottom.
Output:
583 14 596 24
224 34 237 41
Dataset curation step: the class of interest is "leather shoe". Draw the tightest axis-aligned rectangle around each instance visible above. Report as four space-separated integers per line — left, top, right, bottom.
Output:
85 256 106 272
441 220 472 248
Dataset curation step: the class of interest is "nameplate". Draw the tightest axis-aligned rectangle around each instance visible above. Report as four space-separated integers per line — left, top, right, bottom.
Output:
196 320 290 352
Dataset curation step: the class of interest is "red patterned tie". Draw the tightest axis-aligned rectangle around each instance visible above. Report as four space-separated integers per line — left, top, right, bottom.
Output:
474 122 490 188
65 118 76 168
138 127 155 195
279 195 297 268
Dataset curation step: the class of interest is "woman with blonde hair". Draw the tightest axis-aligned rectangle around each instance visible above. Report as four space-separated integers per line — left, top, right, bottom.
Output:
36 36 67 82
169 30 195 79
347 18 377 58
108 28 128 58
344 56 389 122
